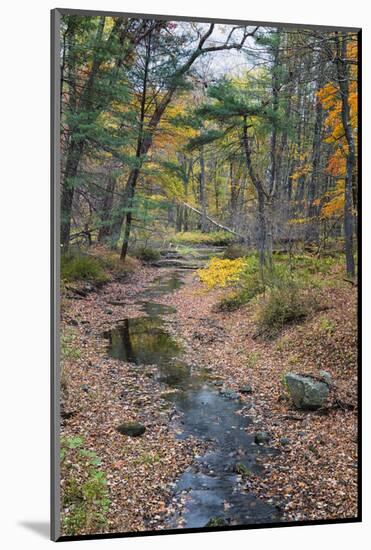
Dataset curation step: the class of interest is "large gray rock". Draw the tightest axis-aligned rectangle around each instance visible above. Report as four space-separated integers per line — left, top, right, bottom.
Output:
319 370 332 385
284 373 329 410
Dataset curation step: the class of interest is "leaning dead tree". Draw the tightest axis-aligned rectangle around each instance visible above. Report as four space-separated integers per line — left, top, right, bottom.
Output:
181 202 245 240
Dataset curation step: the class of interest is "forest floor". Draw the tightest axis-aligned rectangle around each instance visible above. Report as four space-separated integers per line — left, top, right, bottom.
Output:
60 258 358 535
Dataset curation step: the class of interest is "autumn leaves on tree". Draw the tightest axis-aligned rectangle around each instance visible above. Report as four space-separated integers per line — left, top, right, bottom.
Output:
60 18 358 277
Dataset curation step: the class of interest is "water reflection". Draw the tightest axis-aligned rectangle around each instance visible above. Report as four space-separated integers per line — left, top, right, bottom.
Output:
139 272 184 299
104 317 179 365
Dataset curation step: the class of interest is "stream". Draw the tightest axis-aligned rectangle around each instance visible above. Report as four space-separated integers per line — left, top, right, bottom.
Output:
103 247 281 529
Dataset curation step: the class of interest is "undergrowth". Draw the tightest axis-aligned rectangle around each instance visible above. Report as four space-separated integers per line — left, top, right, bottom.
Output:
199 251 337 336
172 231 235 246
61 254 109 284
256 281 312 337
61 247 138 284
60 436 110 536
132 246 161 262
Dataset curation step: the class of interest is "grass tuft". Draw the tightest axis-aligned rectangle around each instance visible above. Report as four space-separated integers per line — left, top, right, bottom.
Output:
61 254 109 284
60 436 110 536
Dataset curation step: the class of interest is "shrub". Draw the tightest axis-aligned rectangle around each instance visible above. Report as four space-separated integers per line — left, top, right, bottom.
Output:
319 316 335 334
201 254 264 311
257 281 310 336
61 254 108 284
223 243 249 259
216 292 248 312
216 282 263 311
98 251 138 278
198 257 246 289
132 246 161 262
60 436 110 536
273 253 339 286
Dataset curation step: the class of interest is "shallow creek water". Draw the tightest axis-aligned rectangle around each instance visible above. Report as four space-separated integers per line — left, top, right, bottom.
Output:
104 268 281 528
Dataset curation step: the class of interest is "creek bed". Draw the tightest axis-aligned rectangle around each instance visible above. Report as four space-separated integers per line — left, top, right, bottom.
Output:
103 262 281 529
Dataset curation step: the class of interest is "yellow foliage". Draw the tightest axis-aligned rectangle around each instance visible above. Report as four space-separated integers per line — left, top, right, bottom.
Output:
290 163 311 182
288 218 309 225
198 258 246 289
321 180 345 219
153 96 197 153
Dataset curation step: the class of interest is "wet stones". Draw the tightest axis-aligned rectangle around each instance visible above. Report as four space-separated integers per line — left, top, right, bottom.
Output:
284 373 330 410
254 431 270 445
239 384 253 394
204 517 228 528
116 422 146 437
235 462 253 477
219 388 240 400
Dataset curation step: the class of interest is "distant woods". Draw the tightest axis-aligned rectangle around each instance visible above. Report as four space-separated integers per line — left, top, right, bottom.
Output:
59 16 359 276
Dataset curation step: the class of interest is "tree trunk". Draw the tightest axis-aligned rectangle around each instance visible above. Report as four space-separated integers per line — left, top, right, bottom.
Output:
256 187 268 275
336 34 356 277
199 146 208 232
176 205 183 232
306 66 325 243
98 175 117 242
120 30 152 261
242 118 270 271
229 161 238 228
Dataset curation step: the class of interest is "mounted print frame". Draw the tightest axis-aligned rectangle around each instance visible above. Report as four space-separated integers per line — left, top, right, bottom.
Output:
51 7 361 542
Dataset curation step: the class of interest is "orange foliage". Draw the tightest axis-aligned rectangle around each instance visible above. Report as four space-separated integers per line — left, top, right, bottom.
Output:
317 37 358 219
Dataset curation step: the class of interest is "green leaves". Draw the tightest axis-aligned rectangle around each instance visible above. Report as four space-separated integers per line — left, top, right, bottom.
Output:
186 129 226 151
60 435 110 535
68 436 84 449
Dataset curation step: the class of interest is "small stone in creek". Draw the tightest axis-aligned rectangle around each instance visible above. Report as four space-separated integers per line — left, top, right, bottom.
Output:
116 422 146 437
239 384 253 394
254 431 270 445
220 388 240 400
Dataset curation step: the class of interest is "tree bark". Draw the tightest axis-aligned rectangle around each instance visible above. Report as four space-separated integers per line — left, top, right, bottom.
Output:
306 65 325 242
199 146 208 232
336 34 356 277
120 30 152 261
98 175 117 242
242 119 270 271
